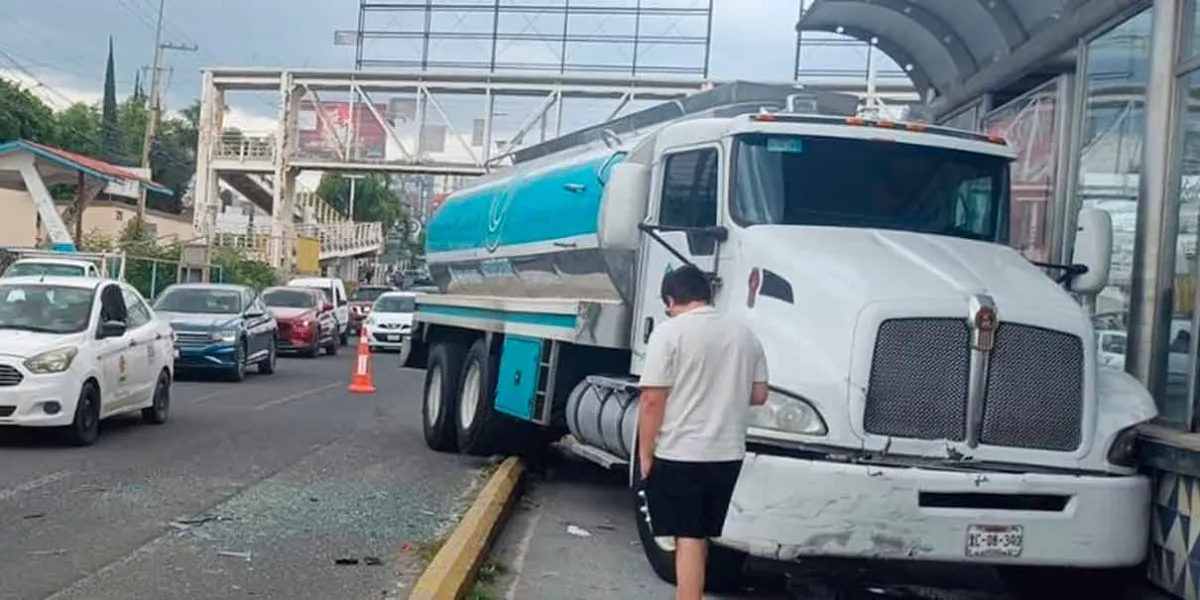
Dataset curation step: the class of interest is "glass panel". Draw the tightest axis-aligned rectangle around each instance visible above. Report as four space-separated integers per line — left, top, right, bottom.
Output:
1172 69 1200 427
983 80 1062 263
1078 11 1158 414
1187 0 1200 60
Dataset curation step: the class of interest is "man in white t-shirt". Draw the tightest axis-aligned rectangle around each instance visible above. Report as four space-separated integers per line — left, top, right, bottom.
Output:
637 265 769 600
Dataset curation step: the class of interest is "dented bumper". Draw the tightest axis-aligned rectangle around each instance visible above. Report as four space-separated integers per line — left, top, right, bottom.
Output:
718 452 1150 568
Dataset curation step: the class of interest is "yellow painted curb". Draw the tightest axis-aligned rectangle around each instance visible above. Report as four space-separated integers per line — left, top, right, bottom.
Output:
409 456 524 600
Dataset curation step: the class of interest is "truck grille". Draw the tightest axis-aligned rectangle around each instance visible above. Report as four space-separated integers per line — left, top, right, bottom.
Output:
981 324 1083 451
864 318 970 441
864 318 1084 452
174 331 210 348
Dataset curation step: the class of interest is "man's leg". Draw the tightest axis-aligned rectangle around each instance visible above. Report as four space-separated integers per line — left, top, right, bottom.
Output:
674 537 708 600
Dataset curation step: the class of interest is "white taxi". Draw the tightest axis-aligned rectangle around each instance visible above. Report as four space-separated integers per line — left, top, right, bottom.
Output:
365 291 416 352
0 277 175 445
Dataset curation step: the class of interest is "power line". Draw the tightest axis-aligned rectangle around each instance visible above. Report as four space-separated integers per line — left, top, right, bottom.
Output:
138 0 198 218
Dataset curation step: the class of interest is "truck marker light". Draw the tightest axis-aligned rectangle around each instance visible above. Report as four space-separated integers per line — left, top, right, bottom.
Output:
747 268 761 308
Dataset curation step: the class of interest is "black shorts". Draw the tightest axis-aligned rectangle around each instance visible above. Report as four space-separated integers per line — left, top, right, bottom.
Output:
643 458 743 539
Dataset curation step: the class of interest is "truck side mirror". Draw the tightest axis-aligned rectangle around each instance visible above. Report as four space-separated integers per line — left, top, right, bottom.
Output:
598 162 651 251
1070 207 1113 295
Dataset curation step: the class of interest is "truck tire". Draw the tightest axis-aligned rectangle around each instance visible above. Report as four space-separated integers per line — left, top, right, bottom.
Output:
631 451 747 593
423 342 465 452
455 339 511 456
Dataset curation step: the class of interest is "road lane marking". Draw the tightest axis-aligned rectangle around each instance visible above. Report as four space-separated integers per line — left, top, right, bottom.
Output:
503 500 544 600
254 382 344 411
0 469 73 502
188 389 240 404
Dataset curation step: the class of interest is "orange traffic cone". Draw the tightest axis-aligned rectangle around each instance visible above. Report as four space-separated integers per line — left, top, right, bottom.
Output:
348 327 376 394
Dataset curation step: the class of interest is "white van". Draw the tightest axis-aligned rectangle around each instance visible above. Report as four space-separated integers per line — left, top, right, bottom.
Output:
287 277 350 345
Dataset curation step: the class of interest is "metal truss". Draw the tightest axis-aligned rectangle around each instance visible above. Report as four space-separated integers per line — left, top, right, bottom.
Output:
351 0 715 77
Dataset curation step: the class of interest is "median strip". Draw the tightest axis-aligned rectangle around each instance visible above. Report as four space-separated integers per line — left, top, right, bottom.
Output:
409 456 524 600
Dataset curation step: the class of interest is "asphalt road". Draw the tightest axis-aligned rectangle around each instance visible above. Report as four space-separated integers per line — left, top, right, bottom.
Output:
490 451 1173 600
0 345 489 600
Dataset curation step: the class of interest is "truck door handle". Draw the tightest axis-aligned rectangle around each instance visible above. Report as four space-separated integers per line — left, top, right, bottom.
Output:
563 183 586 193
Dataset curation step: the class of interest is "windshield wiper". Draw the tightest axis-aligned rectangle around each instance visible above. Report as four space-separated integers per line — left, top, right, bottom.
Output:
0 324 67 334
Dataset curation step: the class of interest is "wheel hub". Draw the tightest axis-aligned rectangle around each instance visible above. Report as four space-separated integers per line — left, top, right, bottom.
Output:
425 367 443 424
460 361 482 430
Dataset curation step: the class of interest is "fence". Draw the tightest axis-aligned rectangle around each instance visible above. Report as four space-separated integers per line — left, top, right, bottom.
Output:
121 255 228 301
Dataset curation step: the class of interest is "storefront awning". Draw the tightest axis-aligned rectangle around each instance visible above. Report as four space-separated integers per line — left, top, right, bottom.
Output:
797 0 1149 116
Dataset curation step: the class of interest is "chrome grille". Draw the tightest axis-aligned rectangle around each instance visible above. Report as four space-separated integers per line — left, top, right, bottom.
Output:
864 318 970 441
981 324 1084 451
174 331 210 348
0 365 23 387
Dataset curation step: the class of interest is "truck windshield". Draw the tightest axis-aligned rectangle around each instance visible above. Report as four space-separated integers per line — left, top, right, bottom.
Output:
731 134 1010 243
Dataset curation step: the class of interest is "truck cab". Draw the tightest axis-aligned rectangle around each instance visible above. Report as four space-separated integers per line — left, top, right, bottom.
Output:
407 84 1157 591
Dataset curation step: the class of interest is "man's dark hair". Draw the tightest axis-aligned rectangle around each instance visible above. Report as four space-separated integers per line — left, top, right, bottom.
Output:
661 265 712 306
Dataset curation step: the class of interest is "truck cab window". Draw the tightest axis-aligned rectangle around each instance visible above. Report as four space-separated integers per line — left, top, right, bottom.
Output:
660 148 719 255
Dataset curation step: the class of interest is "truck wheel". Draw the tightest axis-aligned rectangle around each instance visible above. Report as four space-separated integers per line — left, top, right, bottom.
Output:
423 342 465 452
456 339 510 457
631 453 747 592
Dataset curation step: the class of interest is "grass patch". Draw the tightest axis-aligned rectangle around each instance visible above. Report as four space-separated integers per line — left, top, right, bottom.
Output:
464 557 507 600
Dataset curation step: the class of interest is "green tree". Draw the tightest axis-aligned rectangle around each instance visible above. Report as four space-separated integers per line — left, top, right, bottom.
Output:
316 173 400 224
55 103 101 157
0 77 57 144
101 37 121 163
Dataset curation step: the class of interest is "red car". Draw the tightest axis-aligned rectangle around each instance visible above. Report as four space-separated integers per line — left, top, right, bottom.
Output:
348 284 396 335
262 286 339 358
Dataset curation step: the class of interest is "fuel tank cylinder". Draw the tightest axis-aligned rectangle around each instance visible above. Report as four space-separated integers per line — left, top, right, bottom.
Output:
565 379 638 461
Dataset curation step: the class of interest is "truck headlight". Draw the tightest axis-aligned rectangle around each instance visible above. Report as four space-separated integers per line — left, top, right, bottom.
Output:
211 330 237 343
1107 426 1141 468
25 347 78 374
748 389 828 436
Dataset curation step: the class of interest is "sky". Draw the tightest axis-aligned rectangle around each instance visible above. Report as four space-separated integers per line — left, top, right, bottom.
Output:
0 0 896 133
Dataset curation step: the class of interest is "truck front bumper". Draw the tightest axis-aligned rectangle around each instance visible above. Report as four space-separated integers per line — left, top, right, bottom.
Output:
718 452 1149 568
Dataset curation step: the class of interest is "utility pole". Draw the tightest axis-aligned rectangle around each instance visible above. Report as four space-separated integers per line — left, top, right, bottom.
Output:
138 0 197 218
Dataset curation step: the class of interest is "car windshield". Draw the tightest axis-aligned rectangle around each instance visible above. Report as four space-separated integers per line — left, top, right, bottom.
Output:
352 287 390 302
375 296 415 313
0 284 94 333
263 289 316 309
731 134 1011 243
5 262 87 277
154 287 243 314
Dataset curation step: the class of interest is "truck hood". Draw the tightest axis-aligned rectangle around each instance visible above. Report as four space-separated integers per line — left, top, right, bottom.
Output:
158 312 240 331
0 329 86 359
741 226 1089 392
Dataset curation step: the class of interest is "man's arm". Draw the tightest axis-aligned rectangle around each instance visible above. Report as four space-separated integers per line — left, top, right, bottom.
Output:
749 333 769 406
637 329 676 476
638 387 668 476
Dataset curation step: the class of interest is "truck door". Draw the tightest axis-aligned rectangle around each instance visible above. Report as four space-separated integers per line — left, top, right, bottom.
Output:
631 146 722 373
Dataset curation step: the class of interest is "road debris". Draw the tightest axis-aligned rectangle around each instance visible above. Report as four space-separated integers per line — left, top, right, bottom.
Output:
335 558 360 566
28 549 67 556
363 556 383 566
216 550 252 562
566 525 591 538
22 513 44 520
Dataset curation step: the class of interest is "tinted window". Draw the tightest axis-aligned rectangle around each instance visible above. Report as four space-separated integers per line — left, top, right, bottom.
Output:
121 288 152 329
0 284 95 333
374 296 416 313
263 289 317 308
154 287 244 314
660 148 719 255
731 134 1010 243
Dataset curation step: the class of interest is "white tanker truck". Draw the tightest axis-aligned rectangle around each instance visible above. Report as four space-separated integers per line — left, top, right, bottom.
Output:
402 82 1157 590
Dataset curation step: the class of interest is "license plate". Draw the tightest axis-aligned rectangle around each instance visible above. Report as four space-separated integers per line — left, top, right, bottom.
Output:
387 334 400 342
965 524 1023 557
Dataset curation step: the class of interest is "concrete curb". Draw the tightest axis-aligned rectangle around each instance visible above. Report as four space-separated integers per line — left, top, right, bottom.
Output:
409 456 524 600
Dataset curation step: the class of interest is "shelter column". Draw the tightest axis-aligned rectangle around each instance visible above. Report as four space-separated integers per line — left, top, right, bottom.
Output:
1128 0 1185 394
193 70 222 239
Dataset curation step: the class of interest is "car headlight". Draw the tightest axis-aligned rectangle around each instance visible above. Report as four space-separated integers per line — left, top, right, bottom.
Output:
211 330 238 343
748 389 828 436
1107 425 1141 468
25 347 79 374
